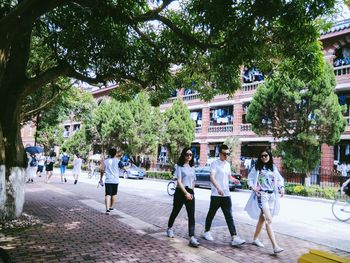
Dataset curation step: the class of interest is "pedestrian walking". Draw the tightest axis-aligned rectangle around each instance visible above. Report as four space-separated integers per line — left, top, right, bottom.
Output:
99 148 120 215
166 147 200 248
45 151 56 183
59 148 70 183
88 160 97 179
202 144 246 247
36 154 46 177
244 148 285 255
72 153 83 184
26 153 37 183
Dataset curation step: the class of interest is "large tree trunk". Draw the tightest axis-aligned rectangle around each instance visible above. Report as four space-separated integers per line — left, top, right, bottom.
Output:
0 93 27 222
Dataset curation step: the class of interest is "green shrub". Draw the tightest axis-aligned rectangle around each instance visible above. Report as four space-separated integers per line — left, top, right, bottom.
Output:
147 171 172 180
322 187 338 200
240 178 249 189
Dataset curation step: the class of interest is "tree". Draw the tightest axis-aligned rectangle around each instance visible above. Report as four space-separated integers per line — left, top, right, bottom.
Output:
127 92 160 159
161 100 195 164
0 0 337 219
62 127 90 160
246 56 346 184
85 99 135 155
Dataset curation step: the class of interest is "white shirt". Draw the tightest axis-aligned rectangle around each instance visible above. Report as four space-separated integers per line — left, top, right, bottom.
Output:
175 164 196 188
210 159 231 196
104 158 120 184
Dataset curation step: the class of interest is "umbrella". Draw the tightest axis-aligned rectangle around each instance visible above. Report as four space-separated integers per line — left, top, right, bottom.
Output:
25 146 44 154
89 154 101 161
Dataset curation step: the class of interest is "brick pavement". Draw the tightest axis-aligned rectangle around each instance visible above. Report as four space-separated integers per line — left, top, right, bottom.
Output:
0 179 349 263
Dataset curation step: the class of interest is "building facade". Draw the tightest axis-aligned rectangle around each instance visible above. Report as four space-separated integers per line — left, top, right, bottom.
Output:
158 18 350 171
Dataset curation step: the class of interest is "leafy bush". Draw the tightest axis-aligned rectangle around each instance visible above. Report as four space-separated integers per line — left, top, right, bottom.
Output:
147 171 172 180
283 183 338 199
240 178 249 189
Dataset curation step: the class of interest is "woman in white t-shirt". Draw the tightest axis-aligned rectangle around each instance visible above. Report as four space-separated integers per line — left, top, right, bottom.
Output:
245 148 285 255
72 153 83 184
166 147 200 247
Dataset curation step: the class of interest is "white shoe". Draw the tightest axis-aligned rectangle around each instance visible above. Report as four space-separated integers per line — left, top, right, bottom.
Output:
189 237 200 247
231 236 246 247
252 239 265 248
166 228 174 238
202 231 214 241
273 246 284 254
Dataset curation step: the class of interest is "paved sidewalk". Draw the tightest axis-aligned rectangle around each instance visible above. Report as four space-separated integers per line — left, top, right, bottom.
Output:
0 177 349 263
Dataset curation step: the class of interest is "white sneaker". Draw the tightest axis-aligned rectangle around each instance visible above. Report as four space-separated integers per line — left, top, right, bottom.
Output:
189 237 200 247
166 228 174 238
231 236 246 247
252 239 265 248
202 231 214 241
273 246 284 254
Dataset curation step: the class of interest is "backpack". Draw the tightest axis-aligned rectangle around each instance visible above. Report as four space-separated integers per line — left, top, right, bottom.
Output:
61 154 70 165
30 157 37 167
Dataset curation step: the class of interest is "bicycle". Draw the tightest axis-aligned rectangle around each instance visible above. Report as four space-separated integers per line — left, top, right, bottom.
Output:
332 194 350 222
167 179 177 196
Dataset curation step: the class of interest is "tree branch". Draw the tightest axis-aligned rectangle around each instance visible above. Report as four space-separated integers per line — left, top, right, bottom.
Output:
20 88 68 121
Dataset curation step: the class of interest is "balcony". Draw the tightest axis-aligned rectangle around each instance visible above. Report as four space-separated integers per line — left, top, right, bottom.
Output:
240 123 252 132
334 64 350 77
208 125 233 133
242 81 264 92
195 127 202 133
165 97 177 104
183 93 200 101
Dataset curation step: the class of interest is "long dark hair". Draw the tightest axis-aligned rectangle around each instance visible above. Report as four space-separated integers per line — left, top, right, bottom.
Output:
177 147 194 167
255 148 274 171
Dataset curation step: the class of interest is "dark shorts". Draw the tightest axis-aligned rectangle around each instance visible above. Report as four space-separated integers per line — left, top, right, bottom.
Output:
37 165 44 173
46 163 53 171
105 183 119 196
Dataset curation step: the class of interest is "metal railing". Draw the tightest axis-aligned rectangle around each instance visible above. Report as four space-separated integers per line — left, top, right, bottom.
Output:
241 81 264 92
240 123 252 132
165 97 177 104
183 93 200 101
208 125 233 133
195 127 202 133
334 64 350 76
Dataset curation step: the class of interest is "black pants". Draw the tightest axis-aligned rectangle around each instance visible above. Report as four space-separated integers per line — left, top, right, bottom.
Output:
168 187 195 237
205 196 237 236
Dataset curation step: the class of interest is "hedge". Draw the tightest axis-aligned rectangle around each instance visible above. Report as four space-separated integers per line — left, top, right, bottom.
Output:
146 171 172 180
284 183 338 199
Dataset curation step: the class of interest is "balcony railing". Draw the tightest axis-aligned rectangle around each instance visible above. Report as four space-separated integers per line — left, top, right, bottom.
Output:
183 93 200 101
240 123 252 132
334 64 350 76
165 97 177 104
241 81 264 92
195 127 202 133
208 125 233 133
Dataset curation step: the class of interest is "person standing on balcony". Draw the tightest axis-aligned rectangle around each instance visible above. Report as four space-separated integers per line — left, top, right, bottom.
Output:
244 148 285 255
202 144 246 247
166 147 200 248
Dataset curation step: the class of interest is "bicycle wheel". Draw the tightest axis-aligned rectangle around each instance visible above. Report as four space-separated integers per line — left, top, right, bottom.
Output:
167 181 176 196
332 198 350 222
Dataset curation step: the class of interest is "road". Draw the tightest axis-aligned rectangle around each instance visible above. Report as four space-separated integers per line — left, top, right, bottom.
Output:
53 169 350 252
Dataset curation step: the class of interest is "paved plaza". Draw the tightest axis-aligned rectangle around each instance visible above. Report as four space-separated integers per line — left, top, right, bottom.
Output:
0 177 349 263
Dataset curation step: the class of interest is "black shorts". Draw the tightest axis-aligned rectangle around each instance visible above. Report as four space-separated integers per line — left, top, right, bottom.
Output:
37 165 44 173
46 163 53 171
105 183 119 196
